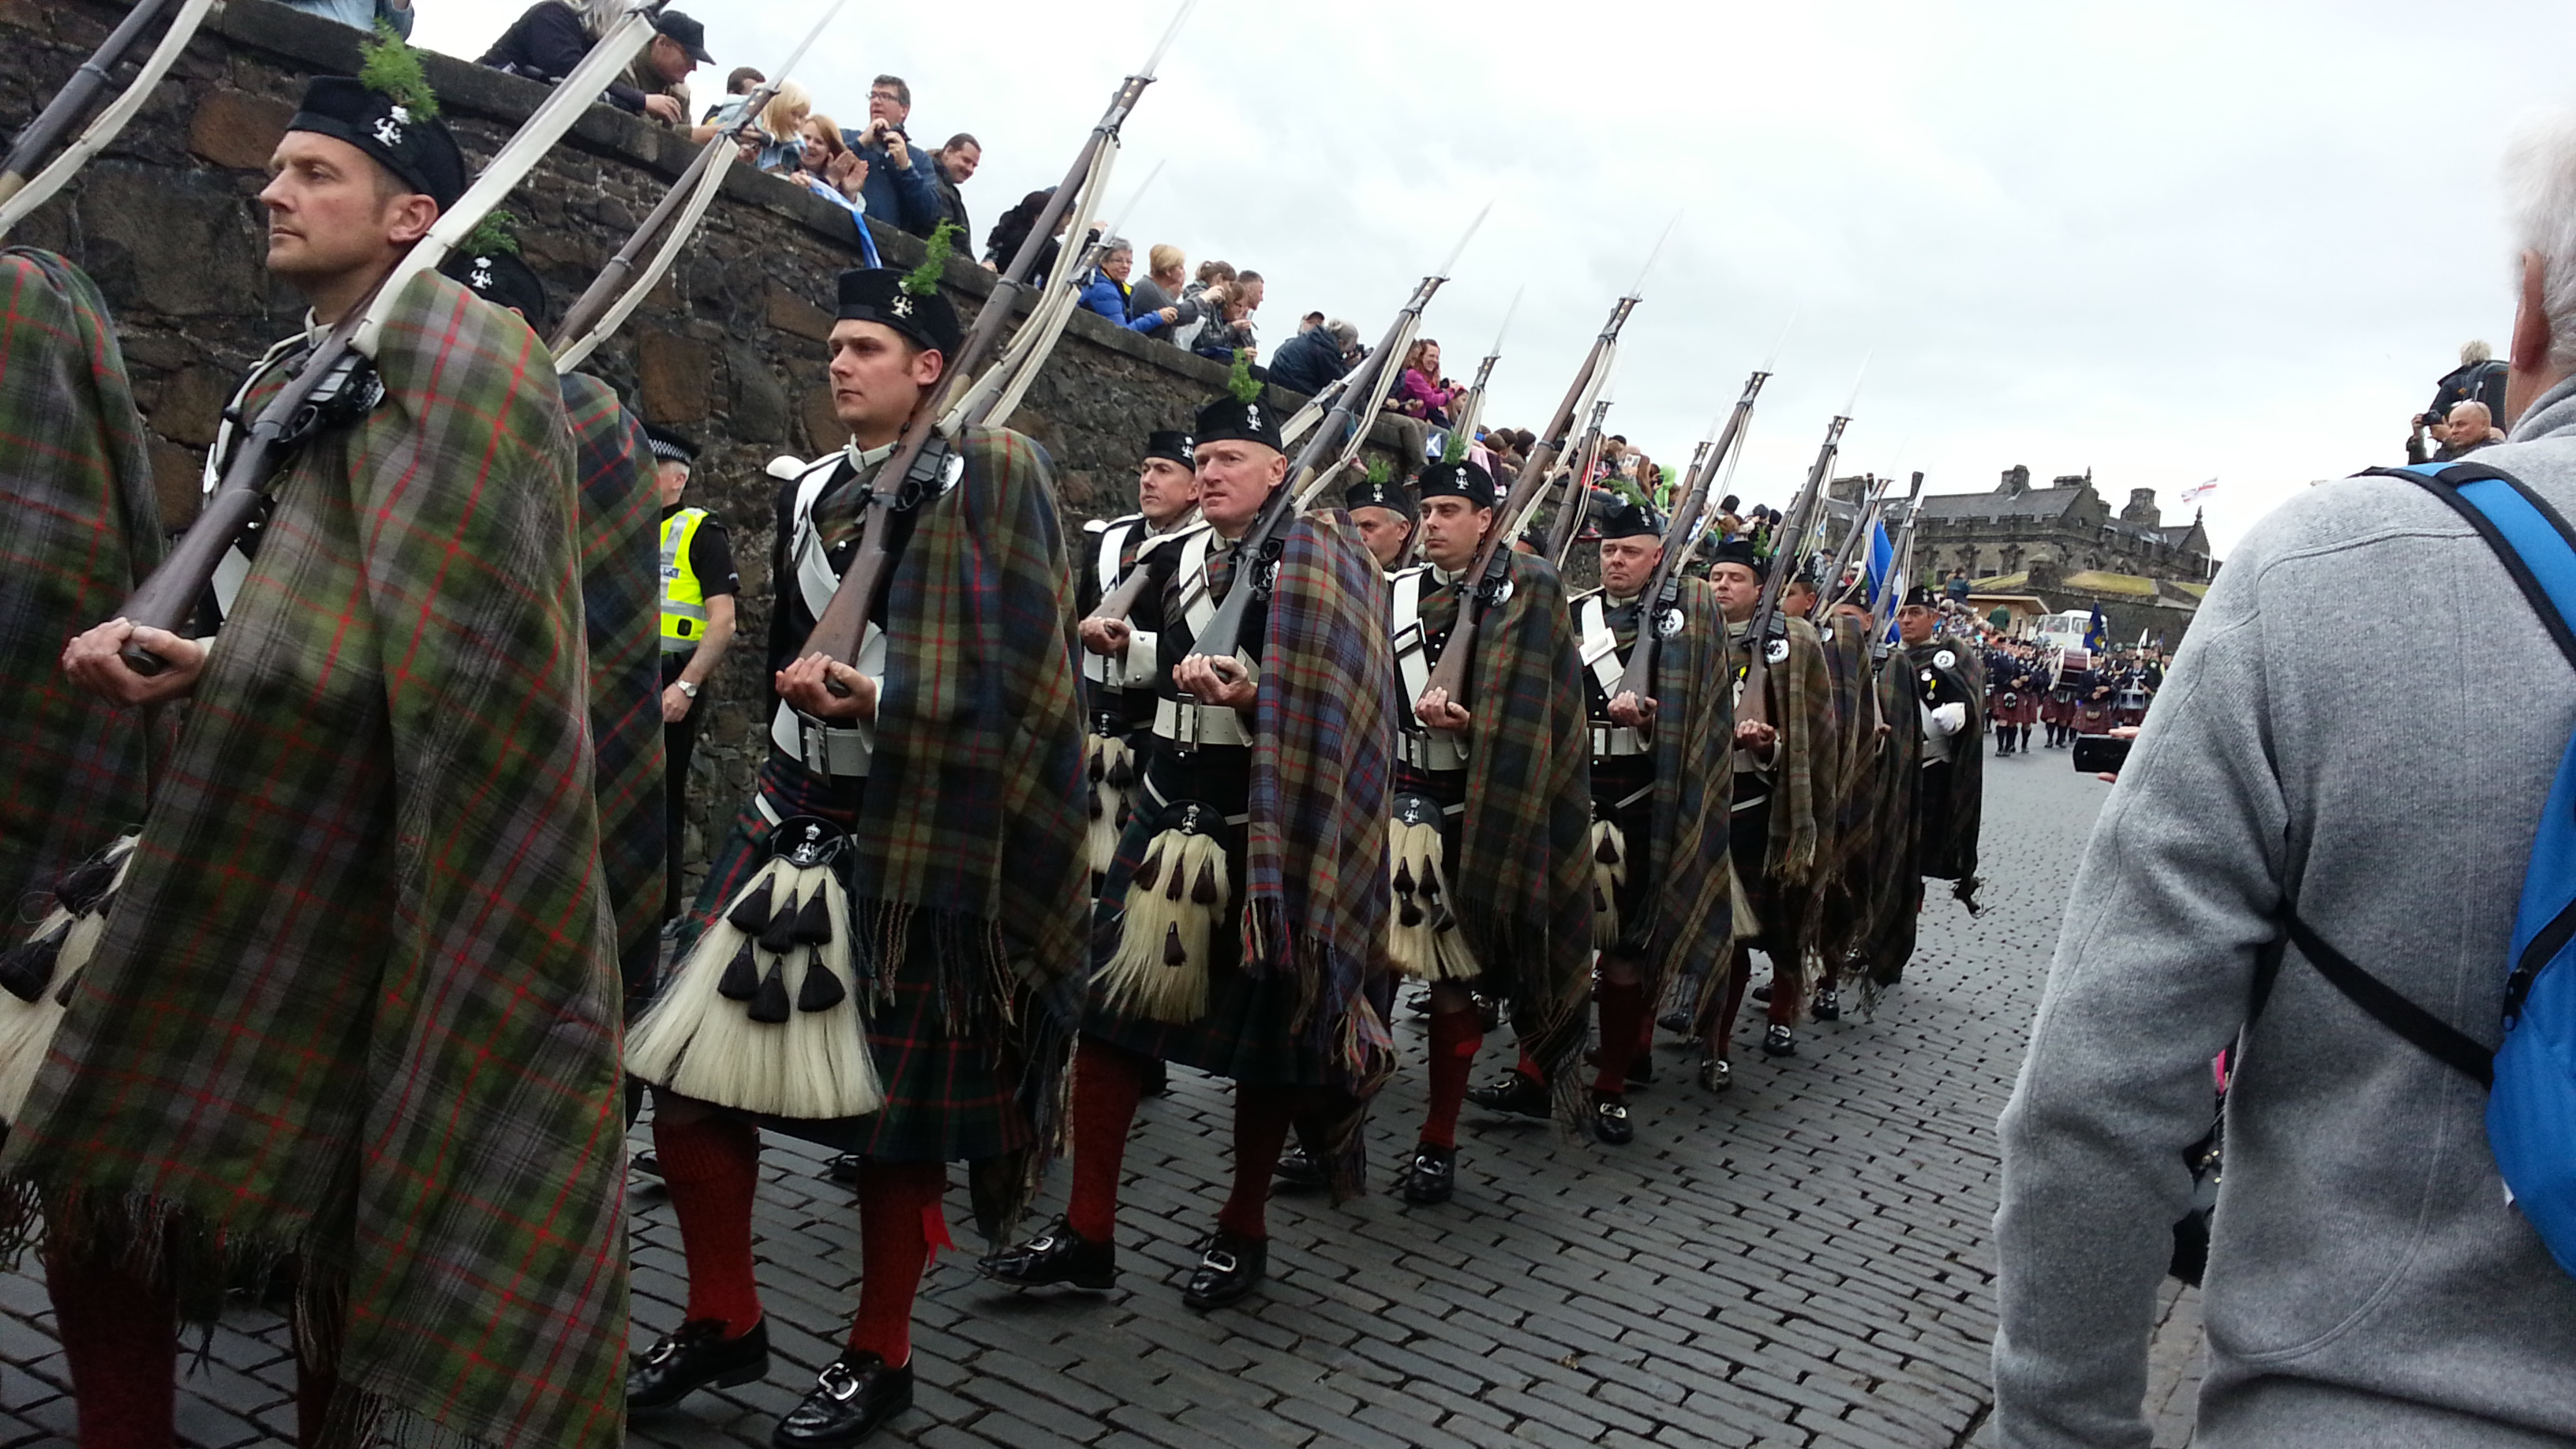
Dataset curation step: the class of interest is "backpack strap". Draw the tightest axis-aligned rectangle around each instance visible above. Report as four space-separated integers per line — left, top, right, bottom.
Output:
2249 461 2576 1084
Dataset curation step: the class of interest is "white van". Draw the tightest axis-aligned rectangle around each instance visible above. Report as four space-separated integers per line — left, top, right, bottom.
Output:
2031 611 2093 653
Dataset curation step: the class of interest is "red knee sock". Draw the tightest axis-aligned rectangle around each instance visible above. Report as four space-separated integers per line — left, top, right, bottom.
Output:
846 1159 949 1368
1065 1037 1147 1245
1419 1007 1484 1148
48 1252 176 1449
1217 1086 1301 1241
1592 979 1644 1094
653 1111 765 1335
1768 964 1800 1028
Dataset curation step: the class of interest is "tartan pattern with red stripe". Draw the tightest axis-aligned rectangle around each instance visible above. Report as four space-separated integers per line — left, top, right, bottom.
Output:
1634 578 1739 1006
0 249 163 919
562 373 667 984
1 273 627 1448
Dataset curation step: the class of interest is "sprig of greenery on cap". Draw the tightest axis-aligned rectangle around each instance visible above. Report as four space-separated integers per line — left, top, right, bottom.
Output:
360 21 440 118
459 209 521 257
1225 348 1260 404
901 220 959 298
1440 429 1469 464
1365 455 1391 485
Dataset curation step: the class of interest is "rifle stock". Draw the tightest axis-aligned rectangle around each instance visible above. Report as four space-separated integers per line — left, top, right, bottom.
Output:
0 0 182 203
1610 368 1769 702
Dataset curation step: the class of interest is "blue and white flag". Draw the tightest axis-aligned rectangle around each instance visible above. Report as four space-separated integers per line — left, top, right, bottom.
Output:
1863 521 1893 605
2084 603 2109 653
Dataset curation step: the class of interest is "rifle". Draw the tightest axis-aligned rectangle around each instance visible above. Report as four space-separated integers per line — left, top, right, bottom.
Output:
1866 473 1926 657
1543 391 1616 568
1609 366 1770 705
957 159 1164 432
551 0 853 371
1445 286 1519 450
799 2 1193 678
1806 471 1890 623
0 0 215 232
1734 411 1850 727
1424 291 1638 708
114 2 666 672
1181 209 1485 664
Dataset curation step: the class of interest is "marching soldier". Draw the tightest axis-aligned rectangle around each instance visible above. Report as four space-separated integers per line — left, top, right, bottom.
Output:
1377 459 1590 1193
28 66 628 1447
1991 642 2039 755
1900 584 1986 914
981 388 1395 1310
623 264 1089 1445
1344 466 1418 571
1076 428 1200 880
1697 537 1839 1076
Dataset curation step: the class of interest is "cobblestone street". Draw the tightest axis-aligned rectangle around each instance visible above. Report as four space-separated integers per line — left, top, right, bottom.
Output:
0 741 2200 1447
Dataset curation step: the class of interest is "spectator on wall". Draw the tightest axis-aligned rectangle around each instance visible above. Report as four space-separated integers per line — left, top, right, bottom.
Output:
1267 317 1357 397
482 1 712 125
1127 244 1188 324
790 114 866 204
701 65 762 122
932 133 980 249
839 74 943 236
279 0 412 36
2416 339 2510 436
1391 337 1463 427
1298 310 1324 334
1078 238 1139 322
985 188 1077 284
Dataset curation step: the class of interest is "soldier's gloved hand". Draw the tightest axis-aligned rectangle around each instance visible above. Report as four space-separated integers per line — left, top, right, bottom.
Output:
1930 702 1968 736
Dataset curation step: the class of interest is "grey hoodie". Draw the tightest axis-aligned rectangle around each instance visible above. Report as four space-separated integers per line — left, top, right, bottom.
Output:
1991 376 2576 1447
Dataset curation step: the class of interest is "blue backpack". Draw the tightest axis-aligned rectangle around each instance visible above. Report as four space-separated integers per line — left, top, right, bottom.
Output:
2254 461 2576 1276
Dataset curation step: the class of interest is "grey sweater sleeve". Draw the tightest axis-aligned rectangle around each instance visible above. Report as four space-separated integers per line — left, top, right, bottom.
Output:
1991 534 2293 1447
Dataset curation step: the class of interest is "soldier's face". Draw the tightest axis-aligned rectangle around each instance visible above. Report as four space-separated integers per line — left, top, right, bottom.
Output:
1417 496 1490 572
827 321 944 440
1598 536 1661 597
260 133 434 290
1350 506 1412 569
1898 604 1935 644
1711 561 1762 621
1136 456 1198 525
1196 440 1287 534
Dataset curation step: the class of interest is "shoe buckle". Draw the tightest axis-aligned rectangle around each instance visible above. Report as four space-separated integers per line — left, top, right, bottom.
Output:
1201 1249 1238 1274
819 1362 862 1401
1029 1231 1060 1252
644 1338 679 1366
1598 1101 1628 1121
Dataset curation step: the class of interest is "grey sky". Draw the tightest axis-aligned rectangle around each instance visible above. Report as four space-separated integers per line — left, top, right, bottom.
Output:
417 0 2576 556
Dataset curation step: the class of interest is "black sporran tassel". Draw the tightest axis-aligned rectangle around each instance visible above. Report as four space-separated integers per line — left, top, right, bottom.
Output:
1106 752 1134 788
53 856 118 915
758 890 803 954
1089 783 1104 820
1088 745 1106 782
749 957 792 1024
797 951 847 1012
1399 897 1425 928
717 940 761 1001
1192 859 1221 905
1134 850 1163 893
1392 859 1414 895
0 929 64 1005
1163 923 1187 966
726 878 776 934
1595 832 1621 866
791 889 833 946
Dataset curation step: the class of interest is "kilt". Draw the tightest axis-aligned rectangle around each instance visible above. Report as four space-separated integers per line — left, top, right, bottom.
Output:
671 752 1030 1162
1592 753 1658 957
1729 775 1795 961
1085 743 1344 1088
1992 689 2038 726
2041 692 2076 726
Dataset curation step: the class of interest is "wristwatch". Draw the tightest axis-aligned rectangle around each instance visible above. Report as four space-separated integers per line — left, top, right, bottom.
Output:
677 680 700 698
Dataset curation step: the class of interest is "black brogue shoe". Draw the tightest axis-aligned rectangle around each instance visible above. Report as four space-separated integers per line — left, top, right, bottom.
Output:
630 1316 769 1413
772 1353 913 1447
1181 1232 1267 1310
976 1217 1116 1291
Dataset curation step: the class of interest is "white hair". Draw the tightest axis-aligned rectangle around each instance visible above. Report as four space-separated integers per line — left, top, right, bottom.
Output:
2462 339 2494 364
2503 110 2576 366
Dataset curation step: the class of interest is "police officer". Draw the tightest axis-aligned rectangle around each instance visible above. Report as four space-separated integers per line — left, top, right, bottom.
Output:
653 425 739 921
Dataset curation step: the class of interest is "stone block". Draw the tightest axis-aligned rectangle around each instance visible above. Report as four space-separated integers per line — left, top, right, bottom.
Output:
149 436 204 529
634 329 713 425
765 282 833 343
188 87 294 171
75 164 263 319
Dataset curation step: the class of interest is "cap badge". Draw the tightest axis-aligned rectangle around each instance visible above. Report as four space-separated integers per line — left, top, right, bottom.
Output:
374 106 409 147
890 294 915 318
1242 404 1261 432
470 258 493 288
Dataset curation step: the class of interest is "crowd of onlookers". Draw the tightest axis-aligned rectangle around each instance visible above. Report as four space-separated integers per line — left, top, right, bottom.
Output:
2408 339 2513 463
285 0 1732 490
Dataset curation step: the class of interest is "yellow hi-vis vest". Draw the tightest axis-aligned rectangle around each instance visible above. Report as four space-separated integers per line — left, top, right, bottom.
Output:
660 507 713 653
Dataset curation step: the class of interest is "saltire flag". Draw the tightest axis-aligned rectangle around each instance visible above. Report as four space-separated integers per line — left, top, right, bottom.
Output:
2084 603 2109 653
1863 520 1893 605
2180 478 2217 505
1881 566 1907 647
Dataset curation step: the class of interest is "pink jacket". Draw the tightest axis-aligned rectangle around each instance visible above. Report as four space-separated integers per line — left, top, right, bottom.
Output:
1392 367 1462 422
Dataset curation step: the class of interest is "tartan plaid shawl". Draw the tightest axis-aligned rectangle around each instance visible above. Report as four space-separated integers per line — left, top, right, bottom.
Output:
0 249 163 919
1911 639 1986 904
1847 653 1924 983
1426 552 1592 1080
839 423 1088 1072
1803 620 1878 957
1634 577 1737 1007
562 373 668 988
1247 511 1397 1088
1 272 627 1449
1750 616 1838 889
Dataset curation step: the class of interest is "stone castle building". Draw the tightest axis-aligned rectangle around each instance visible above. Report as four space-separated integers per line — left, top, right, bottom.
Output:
1907 465 2215 585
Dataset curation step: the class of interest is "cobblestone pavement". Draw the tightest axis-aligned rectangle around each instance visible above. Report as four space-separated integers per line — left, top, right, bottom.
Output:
0 739 2192 1447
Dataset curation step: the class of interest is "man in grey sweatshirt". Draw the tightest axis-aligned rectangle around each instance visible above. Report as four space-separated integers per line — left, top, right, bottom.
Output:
1992 116 2576 1447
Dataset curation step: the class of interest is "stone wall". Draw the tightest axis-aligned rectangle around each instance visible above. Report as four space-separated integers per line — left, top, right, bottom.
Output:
5 0 1400 897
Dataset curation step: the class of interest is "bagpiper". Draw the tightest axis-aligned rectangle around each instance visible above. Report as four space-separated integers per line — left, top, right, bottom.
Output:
623 263 1090 1446
22 66 629 1447
981 387 1395 1309
1899 584 1986 914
